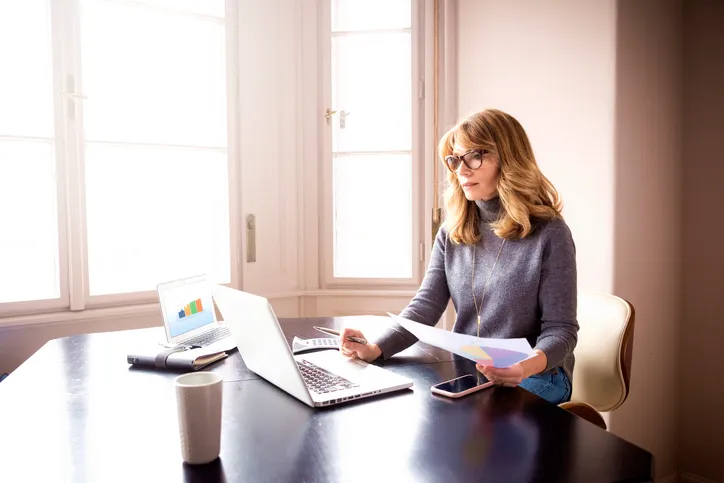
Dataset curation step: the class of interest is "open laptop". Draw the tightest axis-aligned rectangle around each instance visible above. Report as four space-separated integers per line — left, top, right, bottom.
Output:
156 275 236 353
211 284 414 408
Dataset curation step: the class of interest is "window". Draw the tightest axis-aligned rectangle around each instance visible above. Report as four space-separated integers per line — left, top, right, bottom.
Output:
323 0 423 285
0 0 236 315
0 0 60 306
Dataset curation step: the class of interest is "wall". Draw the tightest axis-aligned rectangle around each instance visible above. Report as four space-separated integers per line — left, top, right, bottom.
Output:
680 1 724 481
456 0 617 295
610 0 682 480
456 0 680 479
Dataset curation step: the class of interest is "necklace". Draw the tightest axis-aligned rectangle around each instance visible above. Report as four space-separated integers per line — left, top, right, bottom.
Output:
472 237 506 337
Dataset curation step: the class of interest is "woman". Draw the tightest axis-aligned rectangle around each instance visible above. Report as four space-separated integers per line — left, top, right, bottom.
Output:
340 108 578 405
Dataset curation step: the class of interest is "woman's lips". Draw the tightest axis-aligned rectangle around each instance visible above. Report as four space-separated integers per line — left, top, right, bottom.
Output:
461 182 478 189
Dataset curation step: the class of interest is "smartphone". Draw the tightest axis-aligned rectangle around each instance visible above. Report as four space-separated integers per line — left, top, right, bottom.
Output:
430 374 494 398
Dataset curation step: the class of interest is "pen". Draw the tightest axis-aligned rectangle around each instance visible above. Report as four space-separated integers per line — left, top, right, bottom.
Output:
312 326 368 345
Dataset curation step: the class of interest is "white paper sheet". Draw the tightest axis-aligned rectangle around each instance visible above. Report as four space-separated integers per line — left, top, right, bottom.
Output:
388 313 536 368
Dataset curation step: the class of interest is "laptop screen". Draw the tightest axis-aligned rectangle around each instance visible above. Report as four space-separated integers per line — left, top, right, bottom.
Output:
158 276 216 338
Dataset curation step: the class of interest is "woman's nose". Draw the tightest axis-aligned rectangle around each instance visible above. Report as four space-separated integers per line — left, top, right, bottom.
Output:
456 163 472 176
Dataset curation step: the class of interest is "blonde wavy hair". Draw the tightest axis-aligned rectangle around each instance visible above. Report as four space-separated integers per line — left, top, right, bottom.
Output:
440 109 563 244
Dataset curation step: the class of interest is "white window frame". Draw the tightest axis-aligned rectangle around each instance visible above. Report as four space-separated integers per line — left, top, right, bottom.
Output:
319 0 427 290
0 0 242 319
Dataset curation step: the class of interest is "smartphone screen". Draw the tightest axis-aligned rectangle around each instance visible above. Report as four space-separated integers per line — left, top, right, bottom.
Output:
434 374 489 394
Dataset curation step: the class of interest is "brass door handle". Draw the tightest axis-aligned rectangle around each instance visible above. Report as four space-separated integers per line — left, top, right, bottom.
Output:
325 108 337 122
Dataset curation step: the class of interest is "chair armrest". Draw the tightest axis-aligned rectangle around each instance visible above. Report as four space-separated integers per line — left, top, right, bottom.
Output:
559 401 607 430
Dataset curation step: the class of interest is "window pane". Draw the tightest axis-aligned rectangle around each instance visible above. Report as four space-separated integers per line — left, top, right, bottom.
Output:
332 0 410 31
80 0 227 147
0 140 60 303
332 32 411 153
333 154 411 278
0 0 54 138
85 144 230 295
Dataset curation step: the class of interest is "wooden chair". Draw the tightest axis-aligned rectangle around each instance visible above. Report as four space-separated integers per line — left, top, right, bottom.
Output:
559 293 635 430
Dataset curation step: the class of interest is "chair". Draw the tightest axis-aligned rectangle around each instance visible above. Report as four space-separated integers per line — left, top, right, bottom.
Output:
558 293 635 430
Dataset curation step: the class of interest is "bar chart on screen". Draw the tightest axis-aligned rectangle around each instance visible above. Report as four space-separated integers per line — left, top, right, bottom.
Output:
167 294 215 337
178 298 204 319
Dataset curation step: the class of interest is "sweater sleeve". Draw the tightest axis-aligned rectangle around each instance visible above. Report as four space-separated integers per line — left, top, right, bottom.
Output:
534 219 579 372
374 226 451 359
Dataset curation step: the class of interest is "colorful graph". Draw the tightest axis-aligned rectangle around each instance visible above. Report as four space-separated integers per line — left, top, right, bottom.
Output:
178 298 204 319
460 345 529 368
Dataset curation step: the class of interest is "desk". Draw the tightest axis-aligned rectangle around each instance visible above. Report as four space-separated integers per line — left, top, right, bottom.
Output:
0 316 653 483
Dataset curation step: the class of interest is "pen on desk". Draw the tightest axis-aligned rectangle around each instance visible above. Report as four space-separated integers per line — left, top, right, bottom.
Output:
312 326 368 345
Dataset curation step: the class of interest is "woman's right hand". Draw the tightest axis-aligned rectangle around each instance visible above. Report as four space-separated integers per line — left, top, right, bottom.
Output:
339 328 382 362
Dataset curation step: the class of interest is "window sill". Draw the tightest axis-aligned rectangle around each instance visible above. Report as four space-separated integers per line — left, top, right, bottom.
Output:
0 288 418 329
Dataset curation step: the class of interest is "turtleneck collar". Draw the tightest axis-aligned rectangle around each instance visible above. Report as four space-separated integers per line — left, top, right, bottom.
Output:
474 196 502 223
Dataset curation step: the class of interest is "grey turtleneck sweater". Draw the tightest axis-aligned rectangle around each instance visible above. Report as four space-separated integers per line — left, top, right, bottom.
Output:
375 197 579 381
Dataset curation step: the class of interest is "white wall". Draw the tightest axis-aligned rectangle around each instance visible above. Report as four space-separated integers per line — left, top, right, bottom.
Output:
457 0 617 295
457 0 681 480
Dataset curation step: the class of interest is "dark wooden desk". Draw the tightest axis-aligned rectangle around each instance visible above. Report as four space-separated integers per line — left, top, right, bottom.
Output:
0 316 653 483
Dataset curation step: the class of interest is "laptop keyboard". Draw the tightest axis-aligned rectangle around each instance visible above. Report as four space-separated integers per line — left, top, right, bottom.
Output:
297 359 359 394
182 326 230 347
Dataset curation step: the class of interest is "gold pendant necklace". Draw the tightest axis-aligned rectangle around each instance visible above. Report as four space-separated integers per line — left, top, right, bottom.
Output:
472 237 506 338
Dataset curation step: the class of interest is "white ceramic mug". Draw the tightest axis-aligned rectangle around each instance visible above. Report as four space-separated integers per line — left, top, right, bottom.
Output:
175 371 223 464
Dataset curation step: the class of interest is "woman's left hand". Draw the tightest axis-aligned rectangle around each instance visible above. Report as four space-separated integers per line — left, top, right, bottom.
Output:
477 363 526 387
477 349 548 387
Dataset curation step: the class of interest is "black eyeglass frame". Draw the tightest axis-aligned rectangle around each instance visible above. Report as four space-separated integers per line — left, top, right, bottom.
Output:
444 149 489 172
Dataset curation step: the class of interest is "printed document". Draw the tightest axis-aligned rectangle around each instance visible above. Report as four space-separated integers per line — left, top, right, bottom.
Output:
388 313 536 368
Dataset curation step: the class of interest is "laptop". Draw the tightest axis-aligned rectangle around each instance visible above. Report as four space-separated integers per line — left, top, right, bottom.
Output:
156 275 236 353
211 284 414 408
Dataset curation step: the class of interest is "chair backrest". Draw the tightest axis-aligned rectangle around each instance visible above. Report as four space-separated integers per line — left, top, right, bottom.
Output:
569 293 635 412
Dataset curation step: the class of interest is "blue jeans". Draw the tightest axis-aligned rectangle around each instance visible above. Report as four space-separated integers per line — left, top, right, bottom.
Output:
519 368 571 405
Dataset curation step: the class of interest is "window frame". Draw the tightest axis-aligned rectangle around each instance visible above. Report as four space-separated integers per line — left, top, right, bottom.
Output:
319 0 427 290
0 0 242 319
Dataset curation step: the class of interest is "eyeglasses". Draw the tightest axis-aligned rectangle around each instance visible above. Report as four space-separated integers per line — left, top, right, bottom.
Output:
444 149 489 172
